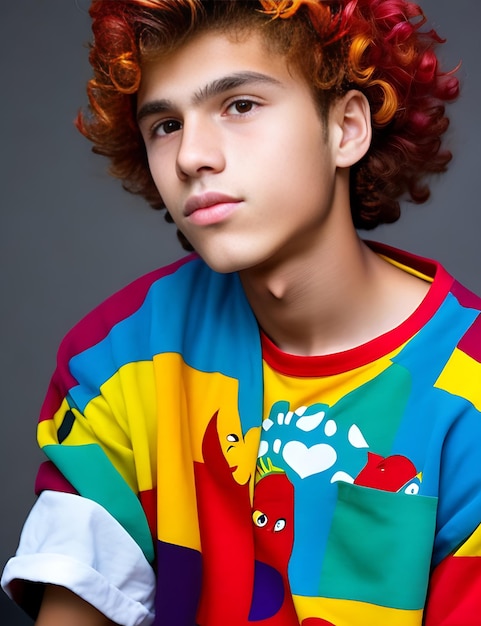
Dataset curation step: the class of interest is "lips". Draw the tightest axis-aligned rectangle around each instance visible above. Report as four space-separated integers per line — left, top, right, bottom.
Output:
184 191 241 216
183 191 243 226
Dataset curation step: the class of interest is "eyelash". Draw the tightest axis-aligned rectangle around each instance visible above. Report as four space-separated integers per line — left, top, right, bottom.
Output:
149 97 261 138
224 98 260 116
151 119 182 138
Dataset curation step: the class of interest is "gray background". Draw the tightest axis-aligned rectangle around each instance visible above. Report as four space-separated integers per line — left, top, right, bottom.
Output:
1 1 479 623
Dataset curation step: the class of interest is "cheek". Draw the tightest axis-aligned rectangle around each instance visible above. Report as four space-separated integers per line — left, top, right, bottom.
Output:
258 130 329 192
147 157 163 194
147 148 178 197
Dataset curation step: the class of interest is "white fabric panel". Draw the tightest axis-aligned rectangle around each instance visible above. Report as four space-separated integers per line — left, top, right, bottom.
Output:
1 491 156 626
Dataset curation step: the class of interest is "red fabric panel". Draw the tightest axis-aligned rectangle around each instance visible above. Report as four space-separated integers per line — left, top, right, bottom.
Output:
424 555 481 625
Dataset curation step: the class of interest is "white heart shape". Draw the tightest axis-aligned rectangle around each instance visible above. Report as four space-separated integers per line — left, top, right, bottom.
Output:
283 441 337 479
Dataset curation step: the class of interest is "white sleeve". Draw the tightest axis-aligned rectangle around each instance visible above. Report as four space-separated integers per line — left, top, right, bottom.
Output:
1 490 156 626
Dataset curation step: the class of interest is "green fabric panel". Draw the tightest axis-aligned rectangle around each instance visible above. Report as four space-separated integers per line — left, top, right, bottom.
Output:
333 363 412 456
43 443 154 563
319 482 437 610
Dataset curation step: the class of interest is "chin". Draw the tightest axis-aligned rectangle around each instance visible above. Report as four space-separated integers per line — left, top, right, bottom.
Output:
196 248 254 275
202 258 246 275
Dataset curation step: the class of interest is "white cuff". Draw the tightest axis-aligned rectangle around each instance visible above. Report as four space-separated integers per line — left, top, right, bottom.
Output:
1 491 156 626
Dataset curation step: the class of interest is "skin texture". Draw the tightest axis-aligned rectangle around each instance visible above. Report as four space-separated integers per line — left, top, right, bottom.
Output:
138 31 430 357
36 585 116 625
137 32 341 276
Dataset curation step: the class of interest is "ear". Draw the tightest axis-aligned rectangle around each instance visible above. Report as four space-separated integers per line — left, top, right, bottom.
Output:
331 90 372 169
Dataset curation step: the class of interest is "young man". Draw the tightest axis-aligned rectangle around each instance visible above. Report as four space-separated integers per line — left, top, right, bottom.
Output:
2 1 481 625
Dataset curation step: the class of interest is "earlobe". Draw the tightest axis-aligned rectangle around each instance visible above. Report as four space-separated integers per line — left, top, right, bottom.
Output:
334 90 372 168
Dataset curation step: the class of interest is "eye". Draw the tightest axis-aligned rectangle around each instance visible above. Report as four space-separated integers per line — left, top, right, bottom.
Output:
404 482 420 495
226 434 239 443
226 99 258 116
274 518 286 532
153 119 182 136
253 510 268 527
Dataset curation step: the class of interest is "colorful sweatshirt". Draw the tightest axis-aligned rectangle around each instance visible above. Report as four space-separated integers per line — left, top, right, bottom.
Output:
3 242 481 626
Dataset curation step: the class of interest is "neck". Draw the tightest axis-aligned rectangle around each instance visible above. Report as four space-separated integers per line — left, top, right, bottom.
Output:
239 231 429 357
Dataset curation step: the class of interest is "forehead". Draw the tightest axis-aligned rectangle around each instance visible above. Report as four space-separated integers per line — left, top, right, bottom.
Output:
137 30 301 107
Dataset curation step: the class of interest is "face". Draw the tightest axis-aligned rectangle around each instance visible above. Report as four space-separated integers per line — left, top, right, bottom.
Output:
137 31 340 274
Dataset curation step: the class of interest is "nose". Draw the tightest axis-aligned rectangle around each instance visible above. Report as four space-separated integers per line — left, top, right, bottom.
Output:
176 115 225 179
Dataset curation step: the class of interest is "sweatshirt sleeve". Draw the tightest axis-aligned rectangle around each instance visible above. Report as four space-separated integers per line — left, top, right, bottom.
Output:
33 274 161 564
424 347 481 626
1 491 156 626
424 523 481 625
1 272 165 622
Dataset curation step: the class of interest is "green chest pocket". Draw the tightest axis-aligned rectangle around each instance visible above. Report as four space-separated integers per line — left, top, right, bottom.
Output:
319 482 438 610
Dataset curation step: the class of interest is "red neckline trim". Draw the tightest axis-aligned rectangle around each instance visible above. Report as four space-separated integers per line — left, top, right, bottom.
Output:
261 241 454 377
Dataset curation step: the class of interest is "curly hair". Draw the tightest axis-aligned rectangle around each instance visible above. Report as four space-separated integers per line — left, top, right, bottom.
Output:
77 0 459 248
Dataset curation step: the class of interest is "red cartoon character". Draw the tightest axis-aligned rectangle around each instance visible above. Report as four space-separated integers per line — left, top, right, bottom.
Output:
354 452 418 493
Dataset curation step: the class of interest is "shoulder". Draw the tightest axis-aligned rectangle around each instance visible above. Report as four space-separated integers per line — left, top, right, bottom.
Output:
56 254 205 362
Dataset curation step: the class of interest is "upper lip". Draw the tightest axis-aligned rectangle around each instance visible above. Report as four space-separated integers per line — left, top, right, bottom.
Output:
184 191 241 216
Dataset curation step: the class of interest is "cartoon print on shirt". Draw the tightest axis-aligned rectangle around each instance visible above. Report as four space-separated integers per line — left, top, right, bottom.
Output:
258 400 370 486
253 460 295 571
354 451 422 493
257 398 372 596
249 462 340 625
258 363 415 595
249 466 300 622
216 404 261 498
197 411 303 625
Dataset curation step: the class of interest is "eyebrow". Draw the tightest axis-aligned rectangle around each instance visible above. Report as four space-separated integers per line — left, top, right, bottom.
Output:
137 71 283 123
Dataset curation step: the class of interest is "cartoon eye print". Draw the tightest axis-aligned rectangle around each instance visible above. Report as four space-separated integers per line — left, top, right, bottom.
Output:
404 482 420 495
216 416 260 487
226 433 239 451
274 519 286 532
253 510 268 527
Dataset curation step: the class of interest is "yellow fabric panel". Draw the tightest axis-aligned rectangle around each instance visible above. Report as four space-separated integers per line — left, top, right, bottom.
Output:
293 594 423 625
37 397 72 446
263 352 395 409
38 362 158 495
455 523 481 557
435 348 481 412
99 361 158 493
153 352 260 550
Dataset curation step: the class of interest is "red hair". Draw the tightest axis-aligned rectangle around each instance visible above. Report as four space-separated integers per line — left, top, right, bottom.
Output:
77 0 459 247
